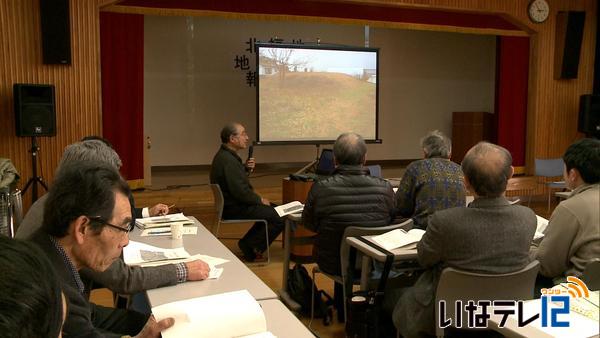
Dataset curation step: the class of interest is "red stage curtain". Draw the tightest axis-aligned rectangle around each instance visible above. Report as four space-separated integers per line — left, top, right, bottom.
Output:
495 36 530 168
99 12 144 185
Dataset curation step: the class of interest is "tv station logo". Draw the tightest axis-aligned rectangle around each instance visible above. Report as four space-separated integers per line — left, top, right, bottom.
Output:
437 276 593 329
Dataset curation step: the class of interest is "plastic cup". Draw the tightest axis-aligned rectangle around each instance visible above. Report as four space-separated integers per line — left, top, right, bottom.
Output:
170 223 184 239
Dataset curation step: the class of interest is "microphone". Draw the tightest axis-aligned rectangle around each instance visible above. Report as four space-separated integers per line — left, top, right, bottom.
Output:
247 145 255 173
247 145 254 160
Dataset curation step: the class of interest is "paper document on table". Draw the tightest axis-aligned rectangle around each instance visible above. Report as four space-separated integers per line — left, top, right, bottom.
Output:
242 333 276 338
152 290 274 338
274 201 304 217
140 227 197 237
135 213 192 229
509 298 599 338
555 286 599 321
123 241 190 265
370 228 425 251
136 253 227 279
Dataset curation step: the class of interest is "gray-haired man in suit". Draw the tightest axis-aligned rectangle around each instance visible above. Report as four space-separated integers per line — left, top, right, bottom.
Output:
387 142 536 338
17 140 210 301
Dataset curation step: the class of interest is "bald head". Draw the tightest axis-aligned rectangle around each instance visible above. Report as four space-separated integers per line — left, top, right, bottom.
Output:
461 142 513 197
333 132 367 165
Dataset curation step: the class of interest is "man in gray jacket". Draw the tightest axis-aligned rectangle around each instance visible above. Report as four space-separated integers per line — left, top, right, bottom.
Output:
389 142 536 337
17 140 210 299
29 160 173 337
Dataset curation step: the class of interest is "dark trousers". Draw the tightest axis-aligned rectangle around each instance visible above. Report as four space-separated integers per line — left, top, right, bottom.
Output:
534 274 555 298
223 204 284 252
92 304 149 336
334 282 345 322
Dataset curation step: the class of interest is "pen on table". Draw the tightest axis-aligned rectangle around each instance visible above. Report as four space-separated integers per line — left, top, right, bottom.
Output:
148 230 171 235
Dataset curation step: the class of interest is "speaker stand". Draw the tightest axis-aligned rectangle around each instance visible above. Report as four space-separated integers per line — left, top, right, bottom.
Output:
22 136 48 202
293 144 321 175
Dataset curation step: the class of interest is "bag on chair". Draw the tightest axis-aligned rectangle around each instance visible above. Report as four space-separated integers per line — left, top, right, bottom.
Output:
345 237 395 338
287 263 334 325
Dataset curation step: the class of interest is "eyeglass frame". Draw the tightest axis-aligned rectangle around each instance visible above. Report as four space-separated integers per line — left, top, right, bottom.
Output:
87 215 134 234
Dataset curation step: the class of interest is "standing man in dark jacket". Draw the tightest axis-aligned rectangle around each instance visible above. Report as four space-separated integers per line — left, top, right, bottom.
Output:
210 122 284 262
302 132 396 319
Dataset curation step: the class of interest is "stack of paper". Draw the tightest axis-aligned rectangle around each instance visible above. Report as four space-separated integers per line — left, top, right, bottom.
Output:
370 228 426 251
152 290 275 338
135 213 193 229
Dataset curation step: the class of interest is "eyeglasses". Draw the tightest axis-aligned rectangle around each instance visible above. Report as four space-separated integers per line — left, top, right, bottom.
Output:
87 216 133 234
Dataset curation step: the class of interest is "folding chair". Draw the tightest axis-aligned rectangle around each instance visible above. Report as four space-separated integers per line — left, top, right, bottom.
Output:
309 219 413 328
210 184 269 264
534 158 567 213
435 260 540 337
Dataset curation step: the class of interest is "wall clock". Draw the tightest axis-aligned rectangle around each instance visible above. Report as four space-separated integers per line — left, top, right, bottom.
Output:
528 0 550 23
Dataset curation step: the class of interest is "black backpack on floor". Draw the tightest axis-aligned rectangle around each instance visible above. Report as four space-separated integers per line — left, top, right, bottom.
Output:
287 263 334 325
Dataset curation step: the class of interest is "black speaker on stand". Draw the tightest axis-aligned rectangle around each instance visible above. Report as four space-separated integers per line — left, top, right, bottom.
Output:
13 84 56 202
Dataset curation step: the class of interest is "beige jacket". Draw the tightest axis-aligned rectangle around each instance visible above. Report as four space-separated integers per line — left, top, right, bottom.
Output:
532 184 600 279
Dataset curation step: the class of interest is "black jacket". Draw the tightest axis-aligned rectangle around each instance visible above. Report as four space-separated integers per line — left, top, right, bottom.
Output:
210 145 261 208
302 165 396 275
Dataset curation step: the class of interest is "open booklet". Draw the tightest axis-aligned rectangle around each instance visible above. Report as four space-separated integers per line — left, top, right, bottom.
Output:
123 240 191 266
152 290 276 338
135 213 194 229
534 215 549 240
370 228 426 251
274 201 304 217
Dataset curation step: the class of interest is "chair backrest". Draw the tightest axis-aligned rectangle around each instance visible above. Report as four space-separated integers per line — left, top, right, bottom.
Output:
534 158 564 178
339 218 414 281
366 164 382 178
316 149 335 175
582 258 600 291
209 184 225 229
435 260 540 336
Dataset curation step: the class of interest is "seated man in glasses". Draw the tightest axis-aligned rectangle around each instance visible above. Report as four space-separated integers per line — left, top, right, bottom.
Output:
28 160 174 337
17 140 210 308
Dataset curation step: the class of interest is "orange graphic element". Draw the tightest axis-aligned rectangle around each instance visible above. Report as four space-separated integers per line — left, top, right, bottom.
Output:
565 276 590 298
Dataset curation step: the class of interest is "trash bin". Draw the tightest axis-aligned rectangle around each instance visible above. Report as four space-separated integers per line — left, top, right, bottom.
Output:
0 158 21 237
0 188 22 237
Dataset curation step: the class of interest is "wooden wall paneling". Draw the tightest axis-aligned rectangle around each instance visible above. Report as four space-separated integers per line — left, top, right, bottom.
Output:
0 0 103 211
2 0 596 211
